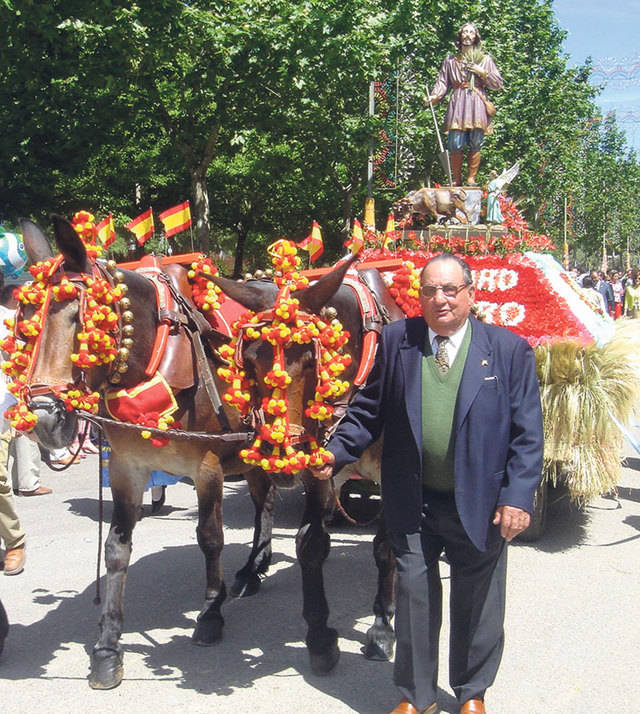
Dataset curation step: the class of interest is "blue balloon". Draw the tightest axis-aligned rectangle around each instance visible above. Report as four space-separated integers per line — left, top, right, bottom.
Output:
0 228 27 279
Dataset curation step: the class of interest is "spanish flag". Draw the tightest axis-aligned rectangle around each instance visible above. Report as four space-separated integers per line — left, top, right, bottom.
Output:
96 214 116 248
382 213 397 250
158 200 192 238
126 208 154 246
345 218 364 256
298 220 324 262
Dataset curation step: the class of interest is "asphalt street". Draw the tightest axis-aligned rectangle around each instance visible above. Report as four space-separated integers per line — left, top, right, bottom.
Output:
1 436 639 713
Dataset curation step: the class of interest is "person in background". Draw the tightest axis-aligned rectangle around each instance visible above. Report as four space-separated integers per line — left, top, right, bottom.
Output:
582 276 608 314
609 270 624 319
0 271 26 576
590 270 614 316
10 434 52 496
0 597 8 656
624 270 640 317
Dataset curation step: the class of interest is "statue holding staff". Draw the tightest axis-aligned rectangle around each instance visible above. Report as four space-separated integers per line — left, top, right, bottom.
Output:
427 22 503 186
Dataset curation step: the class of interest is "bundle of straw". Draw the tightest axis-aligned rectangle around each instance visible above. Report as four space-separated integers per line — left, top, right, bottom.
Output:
535 319 640 503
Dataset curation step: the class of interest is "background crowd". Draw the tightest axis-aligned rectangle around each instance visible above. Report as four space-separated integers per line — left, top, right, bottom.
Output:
567 267 640 318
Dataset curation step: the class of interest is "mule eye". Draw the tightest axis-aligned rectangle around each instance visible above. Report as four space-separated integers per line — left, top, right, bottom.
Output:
301 352 315 371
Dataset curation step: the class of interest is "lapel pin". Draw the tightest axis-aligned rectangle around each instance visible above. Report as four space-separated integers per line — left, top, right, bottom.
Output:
481 359 488 366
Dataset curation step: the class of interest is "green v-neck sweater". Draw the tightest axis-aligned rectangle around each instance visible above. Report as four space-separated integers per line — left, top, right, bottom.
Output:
421 326 471 492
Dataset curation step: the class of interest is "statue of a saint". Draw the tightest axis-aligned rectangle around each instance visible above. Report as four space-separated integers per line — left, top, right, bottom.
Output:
427 23 503 186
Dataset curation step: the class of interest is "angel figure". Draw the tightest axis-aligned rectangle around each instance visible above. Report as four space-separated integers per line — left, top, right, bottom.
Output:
486 161 519 223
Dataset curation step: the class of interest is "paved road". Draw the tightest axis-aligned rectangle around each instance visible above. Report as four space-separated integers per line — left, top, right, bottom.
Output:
1 437 639 713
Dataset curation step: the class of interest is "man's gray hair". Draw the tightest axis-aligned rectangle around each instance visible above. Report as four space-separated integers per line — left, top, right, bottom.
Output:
422 253 473 286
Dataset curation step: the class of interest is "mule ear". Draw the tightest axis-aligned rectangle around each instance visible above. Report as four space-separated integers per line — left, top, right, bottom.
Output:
210 275 276 312
295 254 358 315
51 215 91 273
20 218 54 264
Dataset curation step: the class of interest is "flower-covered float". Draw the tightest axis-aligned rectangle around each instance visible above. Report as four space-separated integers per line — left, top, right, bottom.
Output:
333 200 638 538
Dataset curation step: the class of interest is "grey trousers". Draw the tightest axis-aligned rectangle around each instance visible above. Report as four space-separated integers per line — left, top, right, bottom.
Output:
10 434 42 492
0 428 25 550
391 493 507 710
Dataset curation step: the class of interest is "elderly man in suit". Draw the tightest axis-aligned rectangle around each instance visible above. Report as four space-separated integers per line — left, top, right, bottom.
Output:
311 253 543 714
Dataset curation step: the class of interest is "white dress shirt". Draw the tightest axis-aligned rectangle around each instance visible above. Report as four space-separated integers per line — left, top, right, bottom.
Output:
428 319 470 367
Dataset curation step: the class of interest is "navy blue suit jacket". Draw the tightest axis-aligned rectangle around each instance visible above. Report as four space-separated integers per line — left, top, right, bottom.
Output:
328 316 544 551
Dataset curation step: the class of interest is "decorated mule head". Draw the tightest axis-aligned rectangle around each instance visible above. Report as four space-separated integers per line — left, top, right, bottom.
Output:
1 214 130 449
212 241 359 475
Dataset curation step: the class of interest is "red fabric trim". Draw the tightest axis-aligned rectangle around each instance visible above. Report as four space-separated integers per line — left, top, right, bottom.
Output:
105 373 178 423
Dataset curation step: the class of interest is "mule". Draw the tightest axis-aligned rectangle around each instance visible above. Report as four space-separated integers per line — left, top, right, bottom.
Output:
15 216 348 688
212 267 398 674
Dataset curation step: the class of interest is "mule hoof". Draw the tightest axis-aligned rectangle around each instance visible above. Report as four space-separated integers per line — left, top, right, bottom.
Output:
192 616 224 646
230 572 261 598
362 624 395 661
89 648 123 690
308 628 340 675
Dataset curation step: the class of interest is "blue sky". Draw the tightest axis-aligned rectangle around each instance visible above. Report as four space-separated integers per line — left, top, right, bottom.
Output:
553 0 640 155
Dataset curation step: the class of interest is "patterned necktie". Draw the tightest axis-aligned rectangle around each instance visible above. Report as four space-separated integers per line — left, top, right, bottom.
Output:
434 335 450 374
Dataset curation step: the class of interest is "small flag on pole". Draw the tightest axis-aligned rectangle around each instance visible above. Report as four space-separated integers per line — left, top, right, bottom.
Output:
126 208 154 246
345 218 364 255
298 220 324 262
383 213 397 250
158 200 192 238
96 214 116 248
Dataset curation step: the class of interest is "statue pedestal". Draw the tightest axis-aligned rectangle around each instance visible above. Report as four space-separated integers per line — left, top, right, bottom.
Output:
400 223 507 246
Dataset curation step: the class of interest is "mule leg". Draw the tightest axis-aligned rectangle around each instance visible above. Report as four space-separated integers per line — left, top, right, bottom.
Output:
192 454 227 646
363 514 397 661
231 467 274 598
297 473 339 675
89 479 145 689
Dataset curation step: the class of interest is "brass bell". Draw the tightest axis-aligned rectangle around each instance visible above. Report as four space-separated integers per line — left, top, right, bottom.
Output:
122 324 134 337
122 310 134 323
117 362 129 373
118 347 130 361
119 297 131 310
117 283 128 294
254 269 265 279
244 273 253 281
324 307 338 320
106 260 117 272
265 269 274 278
113 271 125 283
122 337 134 349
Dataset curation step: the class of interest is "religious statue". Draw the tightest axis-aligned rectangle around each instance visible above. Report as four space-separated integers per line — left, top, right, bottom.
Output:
486 161 520 224
427 22 503 186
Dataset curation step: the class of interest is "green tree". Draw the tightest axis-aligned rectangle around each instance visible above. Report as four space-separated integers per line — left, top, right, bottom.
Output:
1 0 637 271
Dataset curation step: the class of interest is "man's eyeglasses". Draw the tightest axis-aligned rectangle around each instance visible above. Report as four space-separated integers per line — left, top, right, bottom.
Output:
420 283 469 299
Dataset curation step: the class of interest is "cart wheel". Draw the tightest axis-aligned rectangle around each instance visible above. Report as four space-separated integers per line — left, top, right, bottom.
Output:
517 479 548 542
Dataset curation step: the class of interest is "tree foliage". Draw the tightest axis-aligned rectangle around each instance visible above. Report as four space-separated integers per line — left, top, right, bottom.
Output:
0 0 637 270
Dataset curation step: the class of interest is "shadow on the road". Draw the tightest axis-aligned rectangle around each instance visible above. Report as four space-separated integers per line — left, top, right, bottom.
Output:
62 480 309 531
64 497 192 524
621 456 640 472
623 514 640 532
516 485 590 553
0 531 403 713
616 485 640 504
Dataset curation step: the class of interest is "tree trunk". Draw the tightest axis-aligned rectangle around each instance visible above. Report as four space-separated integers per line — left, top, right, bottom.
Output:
341 186 355 237
233 221 248 279
191 169 211 252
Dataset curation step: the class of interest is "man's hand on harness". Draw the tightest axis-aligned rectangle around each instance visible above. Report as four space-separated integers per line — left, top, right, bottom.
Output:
310 450 335 481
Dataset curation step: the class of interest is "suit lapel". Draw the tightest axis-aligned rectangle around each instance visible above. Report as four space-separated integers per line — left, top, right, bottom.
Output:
456 318 492 430
399 319 426 452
